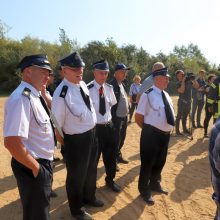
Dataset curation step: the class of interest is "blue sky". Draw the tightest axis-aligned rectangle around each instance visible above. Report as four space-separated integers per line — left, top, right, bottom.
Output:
1 0 220 65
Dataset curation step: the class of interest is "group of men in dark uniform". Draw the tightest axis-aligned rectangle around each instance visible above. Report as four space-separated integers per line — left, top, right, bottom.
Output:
175 69 217 138
4 50 220 220
175 67 220 220
3 52 132 220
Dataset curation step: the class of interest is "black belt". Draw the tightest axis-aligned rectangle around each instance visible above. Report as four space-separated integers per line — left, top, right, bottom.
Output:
144 124 170 135
64 127 95 137
36 158 52 164
96 121 112 127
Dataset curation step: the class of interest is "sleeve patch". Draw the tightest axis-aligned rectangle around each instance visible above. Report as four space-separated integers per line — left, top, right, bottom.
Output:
145 87 153 94
87 83 94 89
22 87 31 99
59 85 68 98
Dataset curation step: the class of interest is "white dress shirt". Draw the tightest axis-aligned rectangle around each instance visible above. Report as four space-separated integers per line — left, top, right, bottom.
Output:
3 81 55 160
88 80 117 124
136 85 175 132
52 78 97 135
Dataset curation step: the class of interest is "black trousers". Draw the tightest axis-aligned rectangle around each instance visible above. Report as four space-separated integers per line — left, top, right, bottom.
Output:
60 145 65 159
176 99 191 132
112 116 128 159
11 158 53 220
129 103 137 121
96 123 117 183
191 98 205 125
204 105 213 135
138 124 170 197
64 128 98 215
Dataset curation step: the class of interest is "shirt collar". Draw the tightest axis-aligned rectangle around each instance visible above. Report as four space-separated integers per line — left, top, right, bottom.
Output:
21 81 40 97
94 80 104 90
63 78 80 88
152 85 162 94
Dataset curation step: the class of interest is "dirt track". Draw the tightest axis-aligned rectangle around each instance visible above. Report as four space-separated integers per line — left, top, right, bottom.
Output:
0 96 216 220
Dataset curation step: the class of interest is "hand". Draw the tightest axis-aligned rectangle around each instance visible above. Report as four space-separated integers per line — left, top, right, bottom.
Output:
208 107 213 113
32 163 40 178
41 85 47 96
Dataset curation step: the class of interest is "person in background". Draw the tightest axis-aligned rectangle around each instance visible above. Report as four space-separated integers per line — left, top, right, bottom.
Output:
54 65 66 162
135 63 175 205
136 62 165 103
191 70 207 128
128 75 142 123
208 118 220 220
87 59 121 193
207 67 220 123
203 74 216 138
52 52 102 220
41 71 60 198
109 63 130 165
4 54 57 220
175 70 198 135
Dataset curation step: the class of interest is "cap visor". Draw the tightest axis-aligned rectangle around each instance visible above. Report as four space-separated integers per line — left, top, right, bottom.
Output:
32 65 52 72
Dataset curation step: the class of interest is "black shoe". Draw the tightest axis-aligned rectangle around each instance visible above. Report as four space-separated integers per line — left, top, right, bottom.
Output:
116 164 120 172
176 131 182 135
128 120 132 124
151 185 168 195
204 134 209 138
53 157 60 162
197 125 204 128
50 190 58 198
183 129 190 134
117 157 129 164
72 211 93 220
192 123 197 128
83 199 104 207
106 182 121 192
142 194 155 205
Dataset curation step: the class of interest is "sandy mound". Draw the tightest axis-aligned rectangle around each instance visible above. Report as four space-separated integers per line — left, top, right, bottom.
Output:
0 96 216 220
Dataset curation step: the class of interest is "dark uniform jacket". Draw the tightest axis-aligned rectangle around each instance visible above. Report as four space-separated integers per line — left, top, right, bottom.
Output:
109 77 127 118
207 76 220 120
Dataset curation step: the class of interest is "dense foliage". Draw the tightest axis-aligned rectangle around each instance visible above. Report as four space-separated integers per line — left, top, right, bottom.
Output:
0 20 218 94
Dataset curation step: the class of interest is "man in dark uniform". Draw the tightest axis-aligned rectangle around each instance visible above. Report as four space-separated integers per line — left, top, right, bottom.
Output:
207 69 220 123
208 119 220 220
109 63 130 164
87 60 121 193
175 70 198 135
4 54 56 220
191 70 207 128
135 64 175 205
52 52 103 220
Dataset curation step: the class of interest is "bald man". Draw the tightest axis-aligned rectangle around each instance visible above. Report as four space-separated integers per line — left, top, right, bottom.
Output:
136 62 165 103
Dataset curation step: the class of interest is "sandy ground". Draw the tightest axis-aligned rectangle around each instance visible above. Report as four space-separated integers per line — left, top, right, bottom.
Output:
0 96 216 220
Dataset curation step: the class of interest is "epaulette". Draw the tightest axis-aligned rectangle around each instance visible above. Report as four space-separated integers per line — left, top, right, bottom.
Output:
87 83 94 89
22 87 31 99
105 83 113 88
59 85 68 98
145 88 153 94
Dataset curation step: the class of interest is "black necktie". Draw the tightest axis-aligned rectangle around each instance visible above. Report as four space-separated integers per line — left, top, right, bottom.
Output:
80 86 91 111
99 86 106 115
161 91 175 126
39 95 57 144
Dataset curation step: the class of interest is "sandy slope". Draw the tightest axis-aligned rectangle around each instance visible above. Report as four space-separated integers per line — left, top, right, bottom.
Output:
0 96 216 220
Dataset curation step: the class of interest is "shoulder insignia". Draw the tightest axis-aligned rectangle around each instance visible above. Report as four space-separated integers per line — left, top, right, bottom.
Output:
59 85 68 98
145 88 153 94
211 83 216 89
105 83 113 88
22 87 31 98
87 83 94 89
